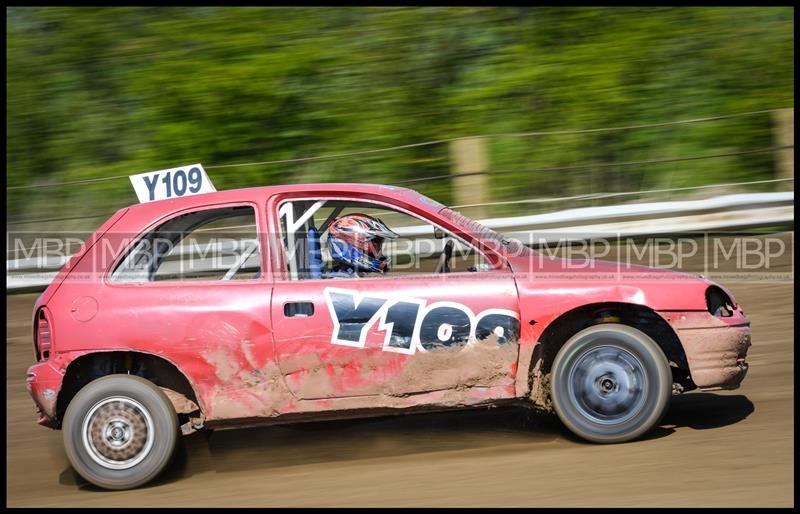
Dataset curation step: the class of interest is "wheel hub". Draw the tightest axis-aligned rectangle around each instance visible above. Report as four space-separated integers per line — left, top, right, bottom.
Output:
104 418 133 448
82 396 154 470
568 345 647 424
598 375 617 393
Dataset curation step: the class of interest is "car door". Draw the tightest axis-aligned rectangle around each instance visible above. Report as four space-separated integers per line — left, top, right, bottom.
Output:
268 194 522 402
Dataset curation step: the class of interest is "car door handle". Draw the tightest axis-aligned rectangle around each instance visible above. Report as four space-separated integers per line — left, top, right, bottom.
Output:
284 302 315 317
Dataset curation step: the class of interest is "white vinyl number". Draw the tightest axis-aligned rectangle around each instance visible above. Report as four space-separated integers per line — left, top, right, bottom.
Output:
129 164 216 203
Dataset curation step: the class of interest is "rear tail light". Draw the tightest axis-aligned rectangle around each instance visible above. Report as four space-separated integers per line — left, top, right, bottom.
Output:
35 309 52 360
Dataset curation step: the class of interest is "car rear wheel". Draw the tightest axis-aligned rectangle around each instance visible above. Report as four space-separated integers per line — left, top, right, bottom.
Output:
550 323 671 443
62 374 179 490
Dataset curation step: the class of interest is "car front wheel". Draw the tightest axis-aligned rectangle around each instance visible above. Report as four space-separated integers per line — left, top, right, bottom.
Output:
62 374 179 490
550 323 672 443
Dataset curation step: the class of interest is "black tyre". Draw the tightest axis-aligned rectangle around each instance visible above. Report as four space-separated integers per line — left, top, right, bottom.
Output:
62 374 179 490
550 323 671 443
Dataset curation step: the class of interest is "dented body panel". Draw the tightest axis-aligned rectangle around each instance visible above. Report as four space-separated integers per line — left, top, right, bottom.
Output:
659 309 751 389
271 277 520 401
24 183 751 429
26 359 64 427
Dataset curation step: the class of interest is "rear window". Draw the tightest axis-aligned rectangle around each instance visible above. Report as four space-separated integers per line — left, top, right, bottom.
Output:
111 205 261 283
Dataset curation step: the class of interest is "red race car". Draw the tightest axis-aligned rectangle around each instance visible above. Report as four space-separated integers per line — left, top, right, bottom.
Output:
25 183 751 489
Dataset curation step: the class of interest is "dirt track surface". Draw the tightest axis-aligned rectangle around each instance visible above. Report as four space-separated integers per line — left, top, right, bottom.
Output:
6 236 794 507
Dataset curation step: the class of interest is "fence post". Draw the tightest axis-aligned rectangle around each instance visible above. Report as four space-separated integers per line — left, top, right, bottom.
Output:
772 108 794 190
450 137 489 220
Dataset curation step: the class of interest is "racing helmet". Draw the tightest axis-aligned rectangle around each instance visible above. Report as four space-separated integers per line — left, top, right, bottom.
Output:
327 213 398 273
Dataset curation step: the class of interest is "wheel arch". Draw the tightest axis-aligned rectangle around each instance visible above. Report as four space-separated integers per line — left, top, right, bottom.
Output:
56 350 204 428
529 302 693 409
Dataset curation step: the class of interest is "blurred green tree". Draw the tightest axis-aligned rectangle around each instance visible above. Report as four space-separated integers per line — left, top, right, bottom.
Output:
6 7 794 224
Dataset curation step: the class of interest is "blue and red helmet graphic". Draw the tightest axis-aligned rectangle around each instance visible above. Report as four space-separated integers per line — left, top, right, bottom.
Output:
327 213 399 273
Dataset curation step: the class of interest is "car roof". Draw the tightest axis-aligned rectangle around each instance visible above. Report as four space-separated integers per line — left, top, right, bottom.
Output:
120 183 427 218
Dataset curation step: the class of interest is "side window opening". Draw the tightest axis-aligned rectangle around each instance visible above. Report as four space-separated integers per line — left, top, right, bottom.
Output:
112 206 261 283
278 199 492 281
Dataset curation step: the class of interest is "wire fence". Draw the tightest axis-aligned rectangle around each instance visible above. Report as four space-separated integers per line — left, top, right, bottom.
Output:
6 108 782 192
391 146 793 186
6 107 793 229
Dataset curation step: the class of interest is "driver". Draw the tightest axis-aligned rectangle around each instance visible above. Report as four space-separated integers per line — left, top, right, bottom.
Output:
325 213 398 277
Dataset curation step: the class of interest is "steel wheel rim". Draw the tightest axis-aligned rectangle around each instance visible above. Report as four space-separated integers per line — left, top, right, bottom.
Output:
567 344 648 425
81 396 154 470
